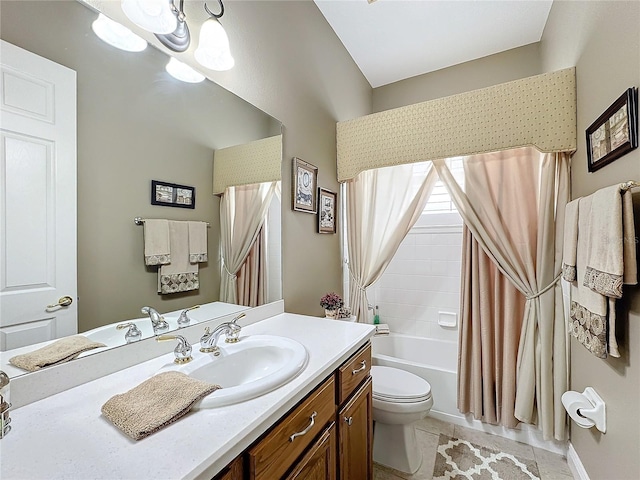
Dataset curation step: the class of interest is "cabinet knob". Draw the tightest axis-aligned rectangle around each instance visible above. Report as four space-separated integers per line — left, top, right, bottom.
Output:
344 416 353 426
352 360 366 375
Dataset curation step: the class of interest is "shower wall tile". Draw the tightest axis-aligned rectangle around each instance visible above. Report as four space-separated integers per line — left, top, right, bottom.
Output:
369 217 463 341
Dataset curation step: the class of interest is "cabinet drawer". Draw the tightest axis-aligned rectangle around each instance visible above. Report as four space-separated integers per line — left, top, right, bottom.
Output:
337 343 371 405
248 375 336 480
285 422 336 480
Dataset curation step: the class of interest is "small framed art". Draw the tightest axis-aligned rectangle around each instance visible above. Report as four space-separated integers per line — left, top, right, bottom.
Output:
317 187 337 234
292 157 318 213
586 87 638 172
151 180 195 209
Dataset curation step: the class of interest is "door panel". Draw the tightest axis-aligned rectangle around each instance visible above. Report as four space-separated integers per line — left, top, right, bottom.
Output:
0 40 77 350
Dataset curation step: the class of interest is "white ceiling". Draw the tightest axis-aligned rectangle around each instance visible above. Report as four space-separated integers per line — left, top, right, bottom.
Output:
314 0 553 88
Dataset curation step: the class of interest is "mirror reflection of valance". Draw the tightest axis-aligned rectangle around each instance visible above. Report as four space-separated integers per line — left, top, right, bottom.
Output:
213 135 282 194
337 68 576 181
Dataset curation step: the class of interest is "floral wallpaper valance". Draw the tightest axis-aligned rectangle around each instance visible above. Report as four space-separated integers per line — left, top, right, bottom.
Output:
337 68 576 181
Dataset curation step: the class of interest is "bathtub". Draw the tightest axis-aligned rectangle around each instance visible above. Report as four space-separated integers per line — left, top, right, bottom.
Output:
371 333 459 417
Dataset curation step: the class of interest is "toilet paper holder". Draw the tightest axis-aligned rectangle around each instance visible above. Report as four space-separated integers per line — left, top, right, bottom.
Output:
561 387 606 433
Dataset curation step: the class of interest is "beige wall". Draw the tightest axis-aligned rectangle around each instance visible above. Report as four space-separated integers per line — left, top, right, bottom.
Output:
201 1 372 316
541 1 640 478
0 1 275 331
372 43 541 113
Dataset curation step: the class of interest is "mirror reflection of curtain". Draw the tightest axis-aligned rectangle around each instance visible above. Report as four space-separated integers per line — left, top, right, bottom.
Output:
236 225 266 307
433 146 570 441
220 182 277 305
345 164 438 323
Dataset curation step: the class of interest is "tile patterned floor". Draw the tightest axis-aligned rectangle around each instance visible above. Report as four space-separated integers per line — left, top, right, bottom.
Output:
373 417 573 480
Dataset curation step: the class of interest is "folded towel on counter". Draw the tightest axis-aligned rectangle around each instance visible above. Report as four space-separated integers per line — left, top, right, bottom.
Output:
159 221 199 294
143 219 171 266
375 324 390 336
101 371 220 441
562 199 580 282
9 336 107 372
188 221 208 263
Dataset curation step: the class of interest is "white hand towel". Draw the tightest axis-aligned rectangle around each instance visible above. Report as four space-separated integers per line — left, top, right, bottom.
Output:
143 219 171 266
562 199 579 282
188 221 208 263
158 221 199 294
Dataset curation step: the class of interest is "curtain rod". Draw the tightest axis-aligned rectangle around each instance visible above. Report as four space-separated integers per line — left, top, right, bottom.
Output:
134 217 211 227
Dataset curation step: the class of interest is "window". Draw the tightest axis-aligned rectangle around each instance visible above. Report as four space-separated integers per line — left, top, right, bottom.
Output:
423 157 464 215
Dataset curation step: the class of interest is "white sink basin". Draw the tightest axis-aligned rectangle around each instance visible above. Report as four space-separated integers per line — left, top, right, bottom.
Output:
159 335 308 408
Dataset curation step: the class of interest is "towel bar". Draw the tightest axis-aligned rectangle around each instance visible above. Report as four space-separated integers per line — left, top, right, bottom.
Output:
134 217 210 227
621 180 639 191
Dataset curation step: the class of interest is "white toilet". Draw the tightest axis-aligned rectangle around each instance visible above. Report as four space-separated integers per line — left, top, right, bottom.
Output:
371 365 433 474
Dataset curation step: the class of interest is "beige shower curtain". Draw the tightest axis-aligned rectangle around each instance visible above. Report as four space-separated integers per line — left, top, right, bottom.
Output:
434 146 570 441
219 182 276 304
236 225 267 307
346 163 438 323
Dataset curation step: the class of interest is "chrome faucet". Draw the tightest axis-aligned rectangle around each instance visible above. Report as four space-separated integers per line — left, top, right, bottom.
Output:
141 306 169 334
200 313 245 353
177 305 200 328
116 322 143 343
156 334 193 364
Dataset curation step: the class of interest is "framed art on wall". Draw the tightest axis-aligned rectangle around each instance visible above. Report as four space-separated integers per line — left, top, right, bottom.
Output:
586 87 638 172
292 157 318 213
151 180 195 209
317 187 337 234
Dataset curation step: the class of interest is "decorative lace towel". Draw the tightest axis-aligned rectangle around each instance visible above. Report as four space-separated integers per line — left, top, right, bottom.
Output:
101 371 220 441
9 336 106 372
158 221 199 294
562 199 579 282
188 221 208 263
143 219 171 266
583 185 637 297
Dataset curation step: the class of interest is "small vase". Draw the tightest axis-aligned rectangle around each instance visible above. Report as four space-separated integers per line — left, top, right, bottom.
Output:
325 309 338 319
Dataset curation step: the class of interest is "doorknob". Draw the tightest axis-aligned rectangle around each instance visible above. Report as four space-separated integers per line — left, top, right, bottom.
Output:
47 296 73 308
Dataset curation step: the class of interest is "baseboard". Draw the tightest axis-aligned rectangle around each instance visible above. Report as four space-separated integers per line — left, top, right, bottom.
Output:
567 442 590 480
429 410 568 456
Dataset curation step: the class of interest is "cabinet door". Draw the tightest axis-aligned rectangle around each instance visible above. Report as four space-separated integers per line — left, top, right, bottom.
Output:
213 456 243 480
338 376 373 480
285 422 336 480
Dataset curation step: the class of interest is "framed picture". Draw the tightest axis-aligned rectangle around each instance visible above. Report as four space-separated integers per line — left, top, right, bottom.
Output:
292 157 318 213
586 87 638 172
151 180 195 209
317 187 337 234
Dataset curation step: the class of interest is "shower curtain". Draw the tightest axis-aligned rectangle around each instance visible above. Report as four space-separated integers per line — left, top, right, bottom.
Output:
434 146 570 441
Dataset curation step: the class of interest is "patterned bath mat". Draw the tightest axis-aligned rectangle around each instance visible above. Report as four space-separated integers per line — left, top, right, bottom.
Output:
433 434 540 480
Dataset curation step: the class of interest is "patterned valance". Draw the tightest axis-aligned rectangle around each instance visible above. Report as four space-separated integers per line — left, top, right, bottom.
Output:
213 135 282 194
337 68 576 181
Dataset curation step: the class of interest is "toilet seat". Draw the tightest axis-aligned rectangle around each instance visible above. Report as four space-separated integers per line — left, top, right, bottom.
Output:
371 366 432 404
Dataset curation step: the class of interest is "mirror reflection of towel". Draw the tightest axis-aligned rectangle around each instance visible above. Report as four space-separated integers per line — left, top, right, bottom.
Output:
188 221 208 263
158 221 199 294
9 335 106 372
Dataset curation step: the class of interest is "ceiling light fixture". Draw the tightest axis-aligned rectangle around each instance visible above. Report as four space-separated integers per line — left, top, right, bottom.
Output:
91 13 148 52
165 57 205 83
121 0 177 34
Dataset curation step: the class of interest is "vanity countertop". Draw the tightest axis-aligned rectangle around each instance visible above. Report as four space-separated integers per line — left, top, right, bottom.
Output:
0 313 375 480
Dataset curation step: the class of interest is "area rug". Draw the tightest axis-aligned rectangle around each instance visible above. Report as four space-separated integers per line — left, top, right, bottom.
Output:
432 434 540 480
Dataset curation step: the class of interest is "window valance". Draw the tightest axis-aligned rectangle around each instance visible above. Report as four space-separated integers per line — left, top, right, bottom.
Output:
337 68 576 181
213 134 282 194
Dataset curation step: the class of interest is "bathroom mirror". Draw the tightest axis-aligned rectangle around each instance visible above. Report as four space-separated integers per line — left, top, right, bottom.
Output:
0 0 282 377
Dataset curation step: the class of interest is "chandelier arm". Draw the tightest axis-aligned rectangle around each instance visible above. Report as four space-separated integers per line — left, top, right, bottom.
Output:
204 0 224 19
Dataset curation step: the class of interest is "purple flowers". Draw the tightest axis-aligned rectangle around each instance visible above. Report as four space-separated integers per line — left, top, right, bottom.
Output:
320 292 344 310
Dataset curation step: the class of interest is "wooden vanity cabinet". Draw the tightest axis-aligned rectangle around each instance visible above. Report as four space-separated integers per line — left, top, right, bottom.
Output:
215 342 372 480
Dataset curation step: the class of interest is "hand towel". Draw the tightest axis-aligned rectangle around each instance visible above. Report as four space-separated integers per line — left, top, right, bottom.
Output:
143 219 171 266
158 221 199 294
583 185 637 297
9 336 106 372
101 371 220 441
375 324 390 335
188 221 208 263
562 199 579 282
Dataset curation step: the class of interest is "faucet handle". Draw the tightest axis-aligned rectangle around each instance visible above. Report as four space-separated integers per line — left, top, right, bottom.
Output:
225 322 242 344
178 305 201 327
156 335 193 364
116 322 143 343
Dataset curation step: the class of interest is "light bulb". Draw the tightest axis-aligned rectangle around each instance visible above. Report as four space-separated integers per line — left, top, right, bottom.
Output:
194 18 235 71
165 58 205 83
121 0 177 34
92 14 147 52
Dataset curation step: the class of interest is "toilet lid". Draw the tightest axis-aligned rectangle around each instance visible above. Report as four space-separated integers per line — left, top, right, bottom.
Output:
371 365 432 403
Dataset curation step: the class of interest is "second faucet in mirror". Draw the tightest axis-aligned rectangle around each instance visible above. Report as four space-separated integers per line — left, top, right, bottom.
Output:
141 306 170 334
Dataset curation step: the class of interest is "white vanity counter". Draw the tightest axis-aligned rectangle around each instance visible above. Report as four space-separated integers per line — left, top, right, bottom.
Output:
0 313 375 480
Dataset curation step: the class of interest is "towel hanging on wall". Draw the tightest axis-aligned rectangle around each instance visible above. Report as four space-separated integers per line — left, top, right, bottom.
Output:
158 221 199 294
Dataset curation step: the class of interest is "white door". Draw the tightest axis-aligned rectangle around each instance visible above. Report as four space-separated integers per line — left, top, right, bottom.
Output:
0 40 77 351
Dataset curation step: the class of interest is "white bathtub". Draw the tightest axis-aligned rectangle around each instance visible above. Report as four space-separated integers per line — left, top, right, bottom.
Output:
371 333 459 417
